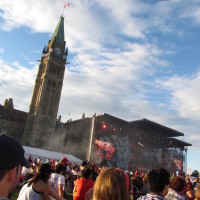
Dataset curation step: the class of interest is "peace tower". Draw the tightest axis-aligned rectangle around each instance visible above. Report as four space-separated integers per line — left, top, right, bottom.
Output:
22 16 68 148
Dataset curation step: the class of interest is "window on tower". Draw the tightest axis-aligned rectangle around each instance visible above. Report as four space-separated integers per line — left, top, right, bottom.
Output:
53 82 56 87
50 64 52 72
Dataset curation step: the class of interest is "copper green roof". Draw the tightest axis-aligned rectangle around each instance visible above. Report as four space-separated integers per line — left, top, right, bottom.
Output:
51 16 65 45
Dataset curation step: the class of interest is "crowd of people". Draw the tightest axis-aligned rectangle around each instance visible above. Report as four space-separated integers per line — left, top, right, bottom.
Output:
0 134 200 200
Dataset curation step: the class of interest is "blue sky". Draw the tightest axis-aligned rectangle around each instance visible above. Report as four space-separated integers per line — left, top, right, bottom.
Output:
0 0 200 172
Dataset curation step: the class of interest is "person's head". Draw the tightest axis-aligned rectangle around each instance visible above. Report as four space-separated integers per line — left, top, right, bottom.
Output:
55 164 65 175
28 163 52 186
131 176 143 191
131 176 144 199
143 173 148 184
80 160 89 171
186 182 194 191
79 168 93 179
73 165 79 172
0 134 30 198
170 176 186 194
147 168 170 196
60 157 68 166
93 168 130 200
194 178 199 184
195 184 200 200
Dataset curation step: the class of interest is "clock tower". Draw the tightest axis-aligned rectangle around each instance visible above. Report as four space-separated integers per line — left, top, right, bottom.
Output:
22 16 68 147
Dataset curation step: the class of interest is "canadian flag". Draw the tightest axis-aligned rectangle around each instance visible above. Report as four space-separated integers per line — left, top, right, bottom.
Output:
64 3 69 8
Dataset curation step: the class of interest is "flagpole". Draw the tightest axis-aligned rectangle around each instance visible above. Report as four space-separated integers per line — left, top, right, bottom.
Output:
62 6 65 16
63 3 69 16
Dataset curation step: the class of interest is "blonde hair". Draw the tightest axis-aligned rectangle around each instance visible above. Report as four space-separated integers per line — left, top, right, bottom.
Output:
93 168 129 200
195 184 200 200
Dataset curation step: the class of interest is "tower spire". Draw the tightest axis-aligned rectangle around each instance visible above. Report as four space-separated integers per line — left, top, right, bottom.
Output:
51 16 65 45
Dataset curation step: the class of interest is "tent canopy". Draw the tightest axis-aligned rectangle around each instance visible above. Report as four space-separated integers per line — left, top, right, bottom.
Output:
23 146 82 164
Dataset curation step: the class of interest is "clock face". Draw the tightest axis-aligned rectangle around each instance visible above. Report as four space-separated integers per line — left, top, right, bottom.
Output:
55 47 61 55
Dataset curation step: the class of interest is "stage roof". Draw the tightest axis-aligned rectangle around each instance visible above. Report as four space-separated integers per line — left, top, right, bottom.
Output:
169 138 192 147
92 114 192 148
129 118 184 137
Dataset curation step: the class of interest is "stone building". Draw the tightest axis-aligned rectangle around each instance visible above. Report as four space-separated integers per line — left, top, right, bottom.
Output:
0 98 27 142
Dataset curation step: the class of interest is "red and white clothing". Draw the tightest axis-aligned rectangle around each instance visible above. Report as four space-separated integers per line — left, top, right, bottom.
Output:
73 178 94 200
48 173 65 200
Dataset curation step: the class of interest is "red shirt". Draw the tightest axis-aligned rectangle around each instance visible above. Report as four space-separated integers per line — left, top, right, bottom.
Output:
73 178 94 200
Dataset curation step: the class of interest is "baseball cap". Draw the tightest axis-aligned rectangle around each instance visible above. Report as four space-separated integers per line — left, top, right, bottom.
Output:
0 134 30 169
61 157 69 163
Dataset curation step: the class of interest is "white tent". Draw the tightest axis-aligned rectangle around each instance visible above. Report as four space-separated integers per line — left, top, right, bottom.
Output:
23 146 82 164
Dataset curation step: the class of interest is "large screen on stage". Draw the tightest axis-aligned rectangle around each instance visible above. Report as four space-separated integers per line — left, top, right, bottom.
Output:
90 116 130 169
89 115 184 172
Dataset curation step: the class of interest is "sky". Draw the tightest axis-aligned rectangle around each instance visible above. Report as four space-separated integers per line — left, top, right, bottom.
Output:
0 0 200 172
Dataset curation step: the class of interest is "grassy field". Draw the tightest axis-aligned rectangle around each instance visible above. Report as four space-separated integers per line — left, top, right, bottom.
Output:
11 186 73 200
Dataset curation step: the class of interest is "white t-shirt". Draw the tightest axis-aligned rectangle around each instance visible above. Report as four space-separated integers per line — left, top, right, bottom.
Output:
17 183 42 200
65 166 71 179
48 173 65 198
66 165 70 172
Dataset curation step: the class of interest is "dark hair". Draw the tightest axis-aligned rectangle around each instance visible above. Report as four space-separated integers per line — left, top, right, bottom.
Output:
186 182 194 191
81 160 88 167
131 176 144 191
27 163 51 187
171 176 186 192
55 164 65 174
79 168 93 179
73 165 78 170
131 176 144 199
147 168 170 193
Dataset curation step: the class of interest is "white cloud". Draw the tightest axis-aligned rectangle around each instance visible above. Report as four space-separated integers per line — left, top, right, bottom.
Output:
179 2 200 25
0 48 4 53
0 0 58 32
0 59 37 111
158 71 200 120
58 41 167 120
155 69 200 155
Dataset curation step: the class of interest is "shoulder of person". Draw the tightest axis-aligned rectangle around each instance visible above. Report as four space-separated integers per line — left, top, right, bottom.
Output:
182 196 189 200
57 173 65 178
137 194 147 200
35 180 49 191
